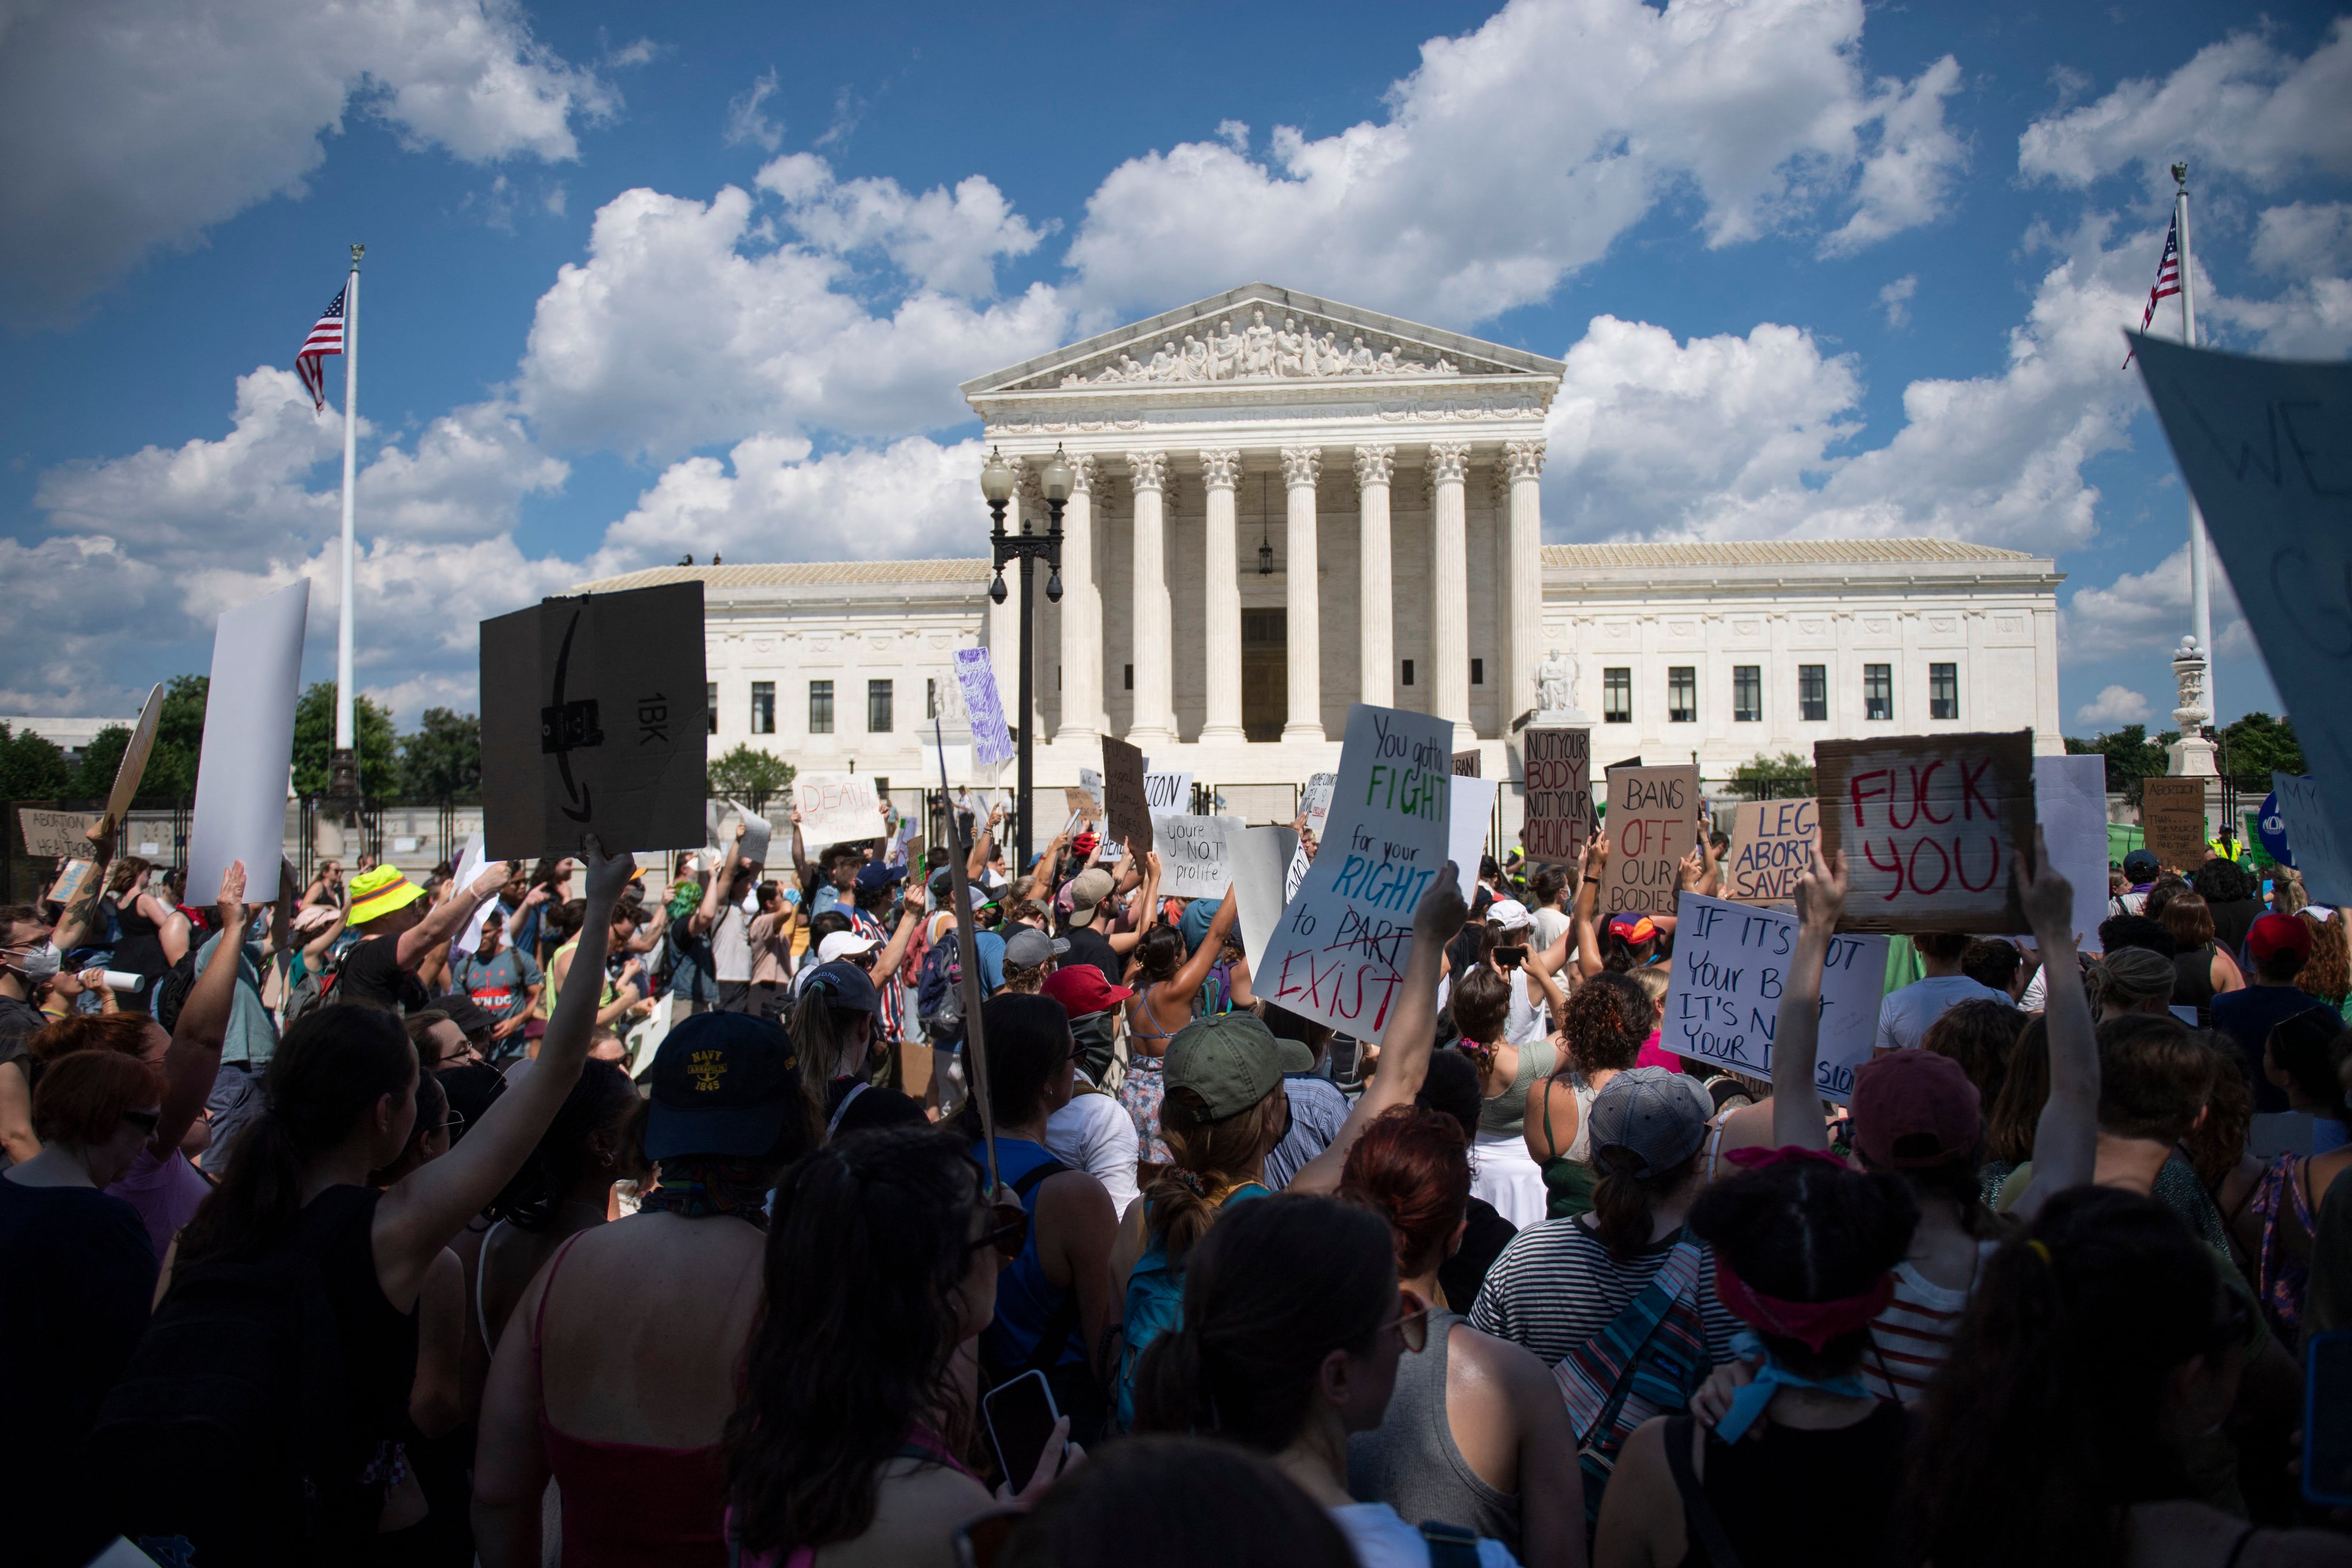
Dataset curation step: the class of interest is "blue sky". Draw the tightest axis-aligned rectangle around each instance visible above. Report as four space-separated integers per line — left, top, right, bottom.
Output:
3 0 2346 733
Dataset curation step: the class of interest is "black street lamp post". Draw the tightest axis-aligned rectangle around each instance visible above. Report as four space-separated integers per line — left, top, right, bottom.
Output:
983 445 1068 873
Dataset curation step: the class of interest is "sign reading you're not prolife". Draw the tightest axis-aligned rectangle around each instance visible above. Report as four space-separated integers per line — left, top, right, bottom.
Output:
1257 703 1453 1041
1152 813 1244 899
1665 895 1888 1103
1815 731 2035 932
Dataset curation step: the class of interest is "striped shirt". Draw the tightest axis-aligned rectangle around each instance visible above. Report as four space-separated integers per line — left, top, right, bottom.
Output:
1467 1214 1742 1371
1863 1244 1996 1403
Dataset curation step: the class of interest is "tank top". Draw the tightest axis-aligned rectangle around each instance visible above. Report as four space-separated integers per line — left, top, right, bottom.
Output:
1538 1071 1605 1220
974 1138 1083 1370
1672 1401 1909 1566
731 1426 978 1568
2173 944 2220 1025
1346 1308 1521 1549
1477 1037 1559 1138
547 939 616 1018
531 1232 728 1566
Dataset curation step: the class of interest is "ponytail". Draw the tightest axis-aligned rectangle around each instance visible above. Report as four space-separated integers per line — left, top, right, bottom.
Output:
1144 1086 1276 1263
1590 1146 1699 1258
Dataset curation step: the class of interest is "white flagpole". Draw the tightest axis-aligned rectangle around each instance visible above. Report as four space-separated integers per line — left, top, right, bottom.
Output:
336 243 363 764
2175 165 2215 722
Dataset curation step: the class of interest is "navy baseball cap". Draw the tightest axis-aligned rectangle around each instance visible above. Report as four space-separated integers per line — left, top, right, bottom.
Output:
644 1012 803 1162
803 957 880 1014
855 861 908 893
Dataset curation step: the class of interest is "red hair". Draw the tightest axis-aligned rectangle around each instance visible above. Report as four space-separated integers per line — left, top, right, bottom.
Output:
31 1049 165 1146
1339 1107 1470 1279
29 1011 163 1064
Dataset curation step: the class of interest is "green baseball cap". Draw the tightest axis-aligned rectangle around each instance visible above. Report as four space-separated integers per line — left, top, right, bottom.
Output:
1164 1012 1314 1121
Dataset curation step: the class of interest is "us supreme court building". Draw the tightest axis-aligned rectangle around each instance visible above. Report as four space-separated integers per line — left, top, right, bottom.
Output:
579 283 2065 840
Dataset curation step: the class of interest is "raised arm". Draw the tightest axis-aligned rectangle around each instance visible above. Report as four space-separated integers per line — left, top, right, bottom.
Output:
871 880 930 978
1024 828 1071 904
2012 829 2098 1222
967 804 1001 882
53 820 119 955
790 807 816 898
1769 850 1848 1153
691 829 743 937
1160 885 1237 998
152 861 247 1158
1105 849 1163 955
1287 862 1467 1196
397 858 513 969
1572 828 1609 979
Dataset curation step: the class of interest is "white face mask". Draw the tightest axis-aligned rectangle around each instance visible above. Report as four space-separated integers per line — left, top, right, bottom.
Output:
4 937 61 981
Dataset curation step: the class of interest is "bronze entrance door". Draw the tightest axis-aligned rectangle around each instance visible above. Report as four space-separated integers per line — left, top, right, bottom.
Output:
1242 608 1287 742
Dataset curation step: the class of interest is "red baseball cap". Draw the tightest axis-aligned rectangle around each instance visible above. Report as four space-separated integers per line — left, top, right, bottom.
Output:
1851 1049 1982 1169
2248 913 2313 965
1041 963 1133 1019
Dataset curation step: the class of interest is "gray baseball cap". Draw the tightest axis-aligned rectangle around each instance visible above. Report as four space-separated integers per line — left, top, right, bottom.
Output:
1587 1067 1713 1179
1002 925 1070 969
1164 1012 1313 1121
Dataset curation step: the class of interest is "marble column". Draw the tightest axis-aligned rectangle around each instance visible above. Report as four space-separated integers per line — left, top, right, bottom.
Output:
1199 449 1245 741
1428 441 1475 748
1354 445 1395 708
1125 451 1176 745
1504 439 1545 732
1054 453 1102 745
1281 446 1324 742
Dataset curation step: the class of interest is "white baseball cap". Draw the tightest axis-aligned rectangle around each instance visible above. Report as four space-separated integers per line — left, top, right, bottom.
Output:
1488 898 1533 931
818 931 879 964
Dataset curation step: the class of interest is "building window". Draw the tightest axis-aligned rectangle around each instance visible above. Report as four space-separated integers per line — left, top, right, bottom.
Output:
1799 664 1828 722
868 679 893 733
1732 665 1761 723
706 682 718 735
750 682 775 735
926 678 938 721
1864 664 1893 721
1667 667 1697 724
1930 662 1959 720
1402 659 1416 687
1603 668 1631 723
1470 657 1484 685
808 680 833 734
1124 664 1133 690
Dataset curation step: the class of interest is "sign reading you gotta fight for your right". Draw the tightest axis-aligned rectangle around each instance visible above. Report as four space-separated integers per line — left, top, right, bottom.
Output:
1814 730 2037 933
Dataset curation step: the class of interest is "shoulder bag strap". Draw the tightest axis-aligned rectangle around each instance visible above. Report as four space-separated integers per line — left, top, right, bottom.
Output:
1416 1521 1483 1568
826 1082 870 1138
1662 1412 1746 1568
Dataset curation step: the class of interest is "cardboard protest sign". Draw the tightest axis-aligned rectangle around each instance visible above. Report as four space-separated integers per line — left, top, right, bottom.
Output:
481 582 707 862
103 683 165 834
2033 755 2112 947
187 580 308 903
1723 799 1818 902
1144 770 1194 814
1152 813 1243 899
1814 731 2034 933
19 809 99 860
1449 776 1499 900
1520 726 1592 865
1453 750 1481 778
794 772 881 853
1231 824 1299 963
954 646 1015 770
1664 895 1888 1103
2132 336 2352 902
48 859 97 907
2273 773 2352 904
1256 703 1453 1040
2140 776 2210 872
1101 737 1152 853
1599 764 1699 917
1067 768 1104 822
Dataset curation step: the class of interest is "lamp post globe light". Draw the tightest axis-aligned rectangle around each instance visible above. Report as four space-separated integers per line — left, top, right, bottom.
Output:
984 444 1066 871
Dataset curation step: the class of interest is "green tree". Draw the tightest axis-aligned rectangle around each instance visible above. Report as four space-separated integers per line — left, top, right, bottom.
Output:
117 674 214 801
72 725 133 799
397 708 483 802
2064 724 2179 805
291 682 399 800
707 744 796 815
0 724 76 799
2216 711 2304 788
1728 751 1814 801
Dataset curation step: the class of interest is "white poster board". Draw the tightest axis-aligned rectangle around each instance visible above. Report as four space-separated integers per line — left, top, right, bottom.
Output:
954 646 1015 770
1300 772 1337 836
2031 753 2111 948
1255 703 1453 1040
1231 824 1299 963
1151 813 1242 899
186 580 308 902
1663 894 1889 1103
795 771 881 852
728 803 773 867
2274 773 2352 905
447 832 492 959
1144 771 1194 814
1448 775 1499 900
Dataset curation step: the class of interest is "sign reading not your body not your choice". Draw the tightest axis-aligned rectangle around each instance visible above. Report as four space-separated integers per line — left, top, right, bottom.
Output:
1664 895 1888 1103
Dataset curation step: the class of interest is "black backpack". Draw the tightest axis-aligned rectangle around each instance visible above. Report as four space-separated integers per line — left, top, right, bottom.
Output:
915 930 966 1046
152 947 201 1032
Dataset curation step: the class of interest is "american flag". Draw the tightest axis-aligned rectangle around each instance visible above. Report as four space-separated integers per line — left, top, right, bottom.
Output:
297 286 346 411
2122 218 2181 367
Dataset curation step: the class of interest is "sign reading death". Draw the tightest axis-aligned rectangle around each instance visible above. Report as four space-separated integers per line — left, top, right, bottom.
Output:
1814 731 2035 932
1256 703 1453 1041
1520 726 1592 864
1601 764 1699 916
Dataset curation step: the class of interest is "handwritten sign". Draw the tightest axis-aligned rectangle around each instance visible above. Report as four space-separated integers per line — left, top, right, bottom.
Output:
1814 731 2034 933
2273 773 2352 905
1453 750 1481 778
2140 776 2209 872
1231 825 1300 962
1520 726 1591 865
1066 769 1103 821
794 771 881 853
2132 336 2352 901
1600 764 1699 916
1144 771 1194 813
954 647 1014 770
1724 799 1818 902
1101 737 1152 853
18 808 99 860
1664 895 1888 1104
1257 703 1453 1041
48 860 96 907
188 579 309 902
1152 813 1242 899
1301 772 1337 835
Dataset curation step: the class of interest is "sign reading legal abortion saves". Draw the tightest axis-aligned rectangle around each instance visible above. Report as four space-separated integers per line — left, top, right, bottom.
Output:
1665 895 1887 1103
1814 731 2035 932
1724 798 1819 901
1257 703 1453 1041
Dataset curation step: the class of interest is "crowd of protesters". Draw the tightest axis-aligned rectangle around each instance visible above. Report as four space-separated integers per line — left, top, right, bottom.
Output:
2 772 2349 1568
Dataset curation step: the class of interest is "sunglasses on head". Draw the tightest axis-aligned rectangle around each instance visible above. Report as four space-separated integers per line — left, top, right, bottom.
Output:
965 1198 1030 1263
1385 1286 1430 1354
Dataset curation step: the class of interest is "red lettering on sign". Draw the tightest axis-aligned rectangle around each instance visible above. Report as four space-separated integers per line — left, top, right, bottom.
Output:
1918 760 1951 825
1955 834 2001 892
1850 770 1890 828
1907 837 1951 895
1961 756 1994 821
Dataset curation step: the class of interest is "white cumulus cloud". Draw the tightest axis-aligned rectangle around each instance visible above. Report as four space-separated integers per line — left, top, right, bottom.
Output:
2074 685 2152 727
756 153 1048 298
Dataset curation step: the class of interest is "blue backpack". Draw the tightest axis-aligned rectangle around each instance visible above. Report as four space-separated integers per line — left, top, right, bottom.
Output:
1111 1184 1269 1432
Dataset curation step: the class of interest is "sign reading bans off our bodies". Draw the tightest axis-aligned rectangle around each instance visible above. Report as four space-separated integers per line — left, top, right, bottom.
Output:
1257 703 1453 1041
1815 730 2036 933
1665 895 1888 1103
1600 764 1699 916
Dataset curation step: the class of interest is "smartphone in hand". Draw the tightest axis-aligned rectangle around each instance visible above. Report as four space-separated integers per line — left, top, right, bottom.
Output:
983 1369 1063 1489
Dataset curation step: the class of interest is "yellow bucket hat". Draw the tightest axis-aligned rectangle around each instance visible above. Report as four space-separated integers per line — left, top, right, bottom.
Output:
349 865 425 924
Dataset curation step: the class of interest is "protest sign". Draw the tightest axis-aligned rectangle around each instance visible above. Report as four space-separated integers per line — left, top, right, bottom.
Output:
794 772 881 853
2140 776 2210 872
1152 813 1243 899
1102 737 1152 853
2034 754 2113 947
48 859 96 907
1664 895 1888 1103
481 582 707 862
1599 764 1699 917
2258 791 2295 868
2131 336 2352 902
2273 773 2352 904
1814 731 2034 933
18 808 98 859
1453 750 1481 777
1449 776 1499 899
1723 798 1819 902
447 833 492 959
954 646 1015 770
187 580 308 902
1067 768 1104 823
1300 772 1337 834
1231 824 1299 963
727 803 774 867
102 683 165 835
1144 770 1194 814
1256 703 1453 1040
1520 726 1592 865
